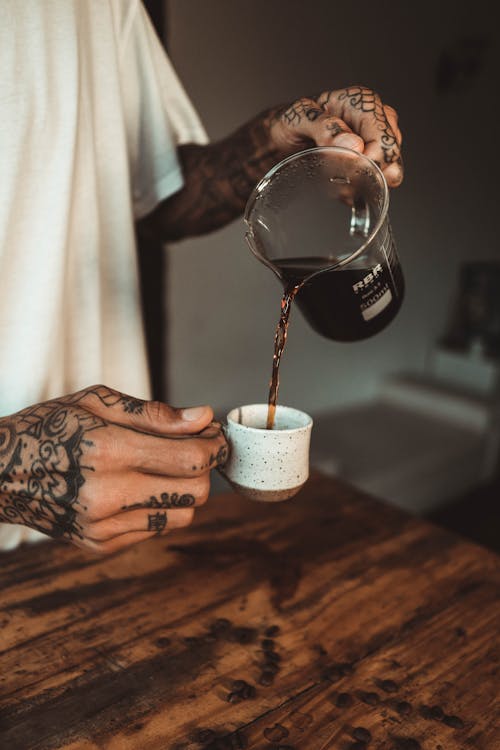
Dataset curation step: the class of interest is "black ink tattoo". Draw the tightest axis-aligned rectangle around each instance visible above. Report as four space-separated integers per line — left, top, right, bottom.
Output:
0 404 103 540
305 106 322 121
194 442 230 472
66 386 145 416
279 98 323 126
0 386 143 541
0 423 16 456
281 101 304 127
139 111 282 241
138 86 401 243
338 86 400 164
122 492 195 511
120 397 145 415
326 121 347 137
211 444 229 468
148 512 167 533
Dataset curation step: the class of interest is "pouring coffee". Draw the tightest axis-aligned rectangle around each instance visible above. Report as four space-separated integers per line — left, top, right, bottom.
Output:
244 146 404 429
245 145 404 340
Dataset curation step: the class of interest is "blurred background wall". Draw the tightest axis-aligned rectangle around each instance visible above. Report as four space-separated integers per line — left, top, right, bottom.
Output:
164 0 497 411
158 0 499 523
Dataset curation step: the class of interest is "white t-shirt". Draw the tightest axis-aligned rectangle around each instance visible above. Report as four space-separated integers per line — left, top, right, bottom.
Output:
0 0 207 550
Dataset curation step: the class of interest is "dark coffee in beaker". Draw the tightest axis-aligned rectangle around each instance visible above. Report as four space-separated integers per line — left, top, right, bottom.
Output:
245 146 404 342
274 253 404 341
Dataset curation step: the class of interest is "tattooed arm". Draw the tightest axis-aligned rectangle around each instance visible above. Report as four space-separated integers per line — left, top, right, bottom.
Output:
0 386 228 554
139 85 403 242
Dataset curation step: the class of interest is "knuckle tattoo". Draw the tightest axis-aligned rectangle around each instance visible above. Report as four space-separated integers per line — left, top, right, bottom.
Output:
120 396 145 415
281 103 302 127
325 120 347 137
210 442 229 469
338 86 400 164
185 432 228 473
147 511 167 534
280 97 322 127
121 491 196 511
83 385 145 415
304 105 322 122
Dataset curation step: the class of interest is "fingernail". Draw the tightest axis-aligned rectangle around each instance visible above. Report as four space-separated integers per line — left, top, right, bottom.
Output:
200 424 223 438
334 133 363 150
385 163 404 186
182 406 207 421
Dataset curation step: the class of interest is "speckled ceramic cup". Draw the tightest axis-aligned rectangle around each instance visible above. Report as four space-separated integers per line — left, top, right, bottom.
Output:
222 404 313 502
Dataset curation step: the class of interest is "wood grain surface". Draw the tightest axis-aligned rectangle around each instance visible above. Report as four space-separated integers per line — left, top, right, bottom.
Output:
0 474 499 750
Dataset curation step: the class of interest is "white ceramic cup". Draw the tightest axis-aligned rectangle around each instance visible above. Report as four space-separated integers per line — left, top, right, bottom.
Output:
221 404 313 502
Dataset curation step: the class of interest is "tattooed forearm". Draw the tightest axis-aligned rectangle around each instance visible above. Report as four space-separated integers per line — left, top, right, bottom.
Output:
140 110 283 242
139 85 402 241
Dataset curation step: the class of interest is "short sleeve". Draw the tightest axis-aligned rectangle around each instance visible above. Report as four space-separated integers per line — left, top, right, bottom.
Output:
119 1 208 219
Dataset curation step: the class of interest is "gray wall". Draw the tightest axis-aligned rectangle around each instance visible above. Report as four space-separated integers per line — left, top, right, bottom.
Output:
165 0 498 417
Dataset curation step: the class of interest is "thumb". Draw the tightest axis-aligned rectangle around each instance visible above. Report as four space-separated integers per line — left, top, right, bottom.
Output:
132 402 215 436
77 386 214 436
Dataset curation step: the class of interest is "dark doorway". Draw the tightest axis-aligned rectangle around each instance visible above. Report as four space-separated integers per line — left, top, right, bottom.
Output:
136 0 168 401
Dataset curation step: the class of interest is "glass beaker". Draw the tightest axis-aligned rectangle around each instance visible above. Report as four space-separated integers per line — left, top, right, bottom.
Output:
244 146 404 341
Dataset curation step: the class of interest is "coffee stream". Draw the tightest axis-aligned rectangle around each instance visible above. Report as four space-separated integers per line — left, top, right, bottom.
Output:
266 255 404 430
266 281 302 430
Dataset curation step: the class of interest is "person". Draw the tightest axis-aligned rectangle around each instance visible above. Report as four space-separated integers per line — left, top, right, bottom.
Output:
0 0 403 554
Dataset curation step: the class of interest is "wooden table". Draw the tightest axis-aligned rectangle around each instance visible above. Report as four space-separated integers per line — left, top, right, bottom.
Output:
1 474 499 750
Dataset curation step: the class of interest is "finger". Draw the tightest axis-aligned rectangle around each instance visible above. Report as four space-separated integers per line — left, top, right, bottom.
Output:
381 105 403 186
383 104 402 146
310 115 365 152
111 422 229 477
198 421 224 439
71 384 214 435
86 506 195 543
329 87 404 186
276 97 364 152
81 472 210 521
380 158 404 188
76 530 161 556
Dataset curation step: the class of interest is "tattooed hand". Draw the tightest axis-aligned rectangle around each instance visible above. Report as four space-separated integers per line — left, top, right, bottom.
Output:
269 86 403 187
0 386 228 554
141 84 402 241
